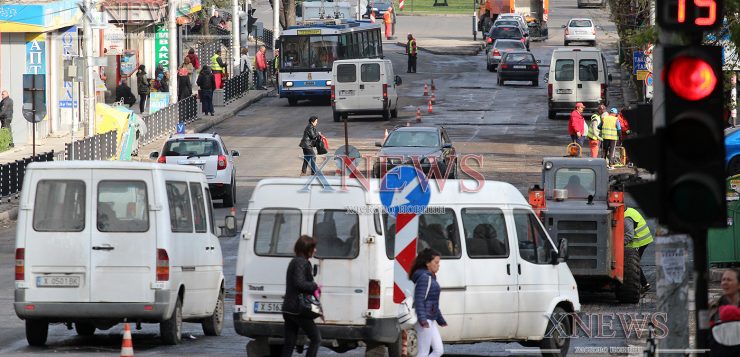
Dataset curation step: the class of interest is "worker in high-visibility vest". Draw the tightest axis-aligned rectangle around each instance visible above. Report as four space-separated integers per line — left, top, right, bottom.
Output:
406 33 417 73
383 7 393 40
600 108 621 169
624 207 654 292
210 49 226 89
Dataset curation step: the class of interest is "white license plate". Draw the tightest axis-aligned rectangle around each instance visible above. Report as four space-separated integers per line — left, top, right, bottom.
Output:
513 65 527 69
339 90 354 96
36 276 80 287
254 301 283 313
557 89 573 94
304 81 316 86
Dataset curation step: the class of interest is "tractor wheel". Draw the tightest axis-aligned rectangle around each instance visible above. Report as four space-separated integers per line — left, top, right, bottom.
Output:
615 247 641 303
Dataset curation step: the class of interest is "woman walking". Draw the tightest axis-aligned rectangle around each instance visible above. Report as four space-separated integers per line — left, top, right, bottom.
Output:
177 59 193 102
197 66 216 116
281 235 322 357
299 116 320 176
410 248 446 357
136 65 150 113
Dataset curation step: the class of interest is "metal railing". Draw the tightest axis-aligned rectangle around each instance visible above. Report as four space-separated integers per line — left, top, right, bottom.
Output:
0 151 54 198
224 69 250 103
260 29 274 49
61 130 118 161
140 94 199 146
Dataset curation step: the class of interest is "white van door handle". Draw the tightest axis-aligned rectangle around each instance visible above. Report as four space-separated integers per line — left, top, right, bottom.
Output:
506 264 511 275
577 84 583 88
92 245 114 251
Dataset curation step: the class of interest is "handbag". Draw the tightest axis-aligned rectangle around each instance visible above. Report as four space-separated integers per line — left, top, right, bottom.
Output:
315 134 328 155
298 293 322 319
398 276 431 329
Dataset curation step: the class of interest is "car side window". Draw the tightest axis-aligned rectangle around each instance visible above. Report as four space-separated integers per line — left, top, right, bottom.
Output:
313 209 360 259
337 64 356 82
205 188 216 235
514 209 555 264
166 181 193 233
555 59 575 81
383 208 461 259
461 208 509 258
97 181 149 233
254 208 302 256
579 59 599 81
33 180 86 232
189 182 207 233
361 63 381 82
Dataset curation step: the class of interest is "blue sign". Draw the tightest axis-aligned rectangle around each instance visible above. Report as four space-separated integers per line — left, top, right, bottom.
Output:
633 51 647 74
380 166 431 217
59 100 78 108
176 122 186 134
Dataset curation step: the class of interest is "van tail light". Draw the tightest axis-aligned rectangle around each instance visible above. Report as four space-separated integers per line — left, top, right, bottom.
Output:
217 155 227 170
548 83 553 98
500 64 510 69
530 64 539 70
15 248 24 281
157 155 166 164
156 249 169 281
330 85 336 107
235 275 243 306
368 279 381 309
600 83 606 101
493 49 500 56
382 84 388 99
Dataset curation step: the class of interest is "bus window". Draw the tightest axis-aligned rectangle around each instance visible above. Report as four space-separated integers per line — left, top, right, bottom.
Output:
281 35 339 70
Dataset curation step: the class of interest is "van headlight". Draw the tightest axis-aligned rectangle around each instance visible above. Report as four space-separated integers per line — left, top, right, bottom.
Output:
545 161 553 170
284 81 294 87
326 80 332 86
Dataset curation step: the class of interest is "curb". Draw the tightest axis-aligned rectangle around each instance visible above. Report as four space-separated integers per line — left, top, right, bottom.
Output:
191 90 275 133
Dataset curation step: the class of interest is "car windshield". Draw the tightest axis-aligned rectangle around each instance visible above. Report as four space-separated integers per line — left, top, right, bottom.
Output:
281 35 340 71
504 53 534 63
373 0 392 8
495 41 525 50
384 131 440 147
569 20 593 27
495 20 519 27
491 27 522 38
554 168 597 198
163 139 220 157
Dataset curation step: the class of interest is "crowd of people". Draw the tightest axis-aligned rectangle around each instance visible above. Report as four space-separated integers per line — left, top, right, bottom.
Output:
568 102 631 168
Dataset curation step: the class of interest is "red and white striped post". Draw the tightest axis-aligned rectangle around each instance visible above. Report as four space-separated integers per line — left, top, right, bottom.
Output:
393 212 418 303
399 0 405 11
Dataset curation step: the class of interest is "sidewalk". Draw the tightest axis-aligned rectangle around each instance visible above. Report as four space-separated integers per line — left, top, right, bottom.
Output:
0 87 275 224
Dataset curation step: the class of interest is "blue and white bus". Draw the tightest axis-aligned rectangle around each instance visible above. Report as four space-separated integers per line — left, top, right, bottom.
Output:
278 19 383 105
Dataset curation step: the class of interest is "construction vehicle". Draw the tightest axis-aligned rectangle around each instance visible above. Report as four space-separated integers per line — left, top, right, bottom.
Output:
528 157 643 303
476 0 549 39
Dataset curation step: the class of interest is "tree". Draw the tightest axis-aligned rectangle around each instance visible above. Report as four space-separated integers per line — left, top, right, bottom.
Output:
269 0 297 30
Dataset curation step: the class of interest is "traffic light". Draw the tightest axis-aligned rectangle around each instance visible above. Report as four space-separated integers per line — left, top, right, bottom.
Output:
239 11 249 46
661 45 726 231
248 8 257 35
657 0 724 32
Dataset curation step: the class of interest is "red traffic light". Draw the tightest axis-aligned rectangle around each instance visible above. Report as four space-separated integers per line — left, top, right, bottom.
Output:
667 56 717 101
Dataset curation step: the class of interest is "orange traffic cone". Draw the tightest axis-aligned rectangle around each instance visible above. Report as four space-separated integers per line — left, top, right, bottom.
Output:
423 84 428 96
427 100 433 114
120 323 134 357
384 129 389 140
431 78 436 91
416 107 422 122
431 92 436 104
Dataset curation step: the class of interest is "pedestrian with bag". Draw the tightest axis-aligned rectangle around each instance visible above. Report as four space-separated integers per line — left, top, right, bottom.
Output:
197 65 217 116
568 102 586 147
136 65 150 113
410 248 446 357
587 105 605 158
299 116 320 176
281 235 322 357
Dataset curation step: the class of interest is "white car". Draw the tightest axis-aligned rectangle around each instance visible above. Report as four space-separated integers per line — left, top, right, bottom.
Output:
577 0 606 8
150 133 240 207
563 18 597 46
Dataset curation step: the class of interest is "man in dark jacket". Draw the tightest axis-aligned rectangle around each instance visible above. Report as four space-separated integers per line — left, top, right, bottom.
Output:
115 81 136 107
299 116 320 176
0 90 13 147
197 66 217 116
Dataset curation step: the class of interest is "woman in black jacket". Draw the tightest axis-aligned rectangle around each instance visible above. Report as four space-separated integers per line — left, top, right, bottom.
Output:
197 66 216 116
299 116 320 176
281 235 321 357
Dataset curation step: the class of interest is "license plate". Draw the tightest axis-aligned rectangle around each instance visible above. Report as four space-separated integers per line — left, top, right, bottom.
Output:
513 65 526 69
36 275 80 287
557 89 573 94
339 90 354 96
254 301 283 313
304 81 316 86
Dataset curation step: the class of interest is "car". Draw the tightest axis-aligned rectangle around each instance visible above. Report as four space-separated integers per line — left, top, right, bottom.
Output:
149 133 240 207
497 51 540 86
372 126 457 179
492 19 529 37
577 0 606 8
726 127 740 175
486 39 527 72
547 48 611 118
487 25 529 51
498 13 528 31
363 0 393 18
563 18 597 46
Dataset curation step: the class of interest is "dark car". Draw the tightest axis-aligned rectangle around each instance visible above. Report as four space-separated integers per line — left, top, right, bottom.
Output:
363 0 393 18
486 25 529 51
497 51 540 86
486 39 527 72
373 127 457 179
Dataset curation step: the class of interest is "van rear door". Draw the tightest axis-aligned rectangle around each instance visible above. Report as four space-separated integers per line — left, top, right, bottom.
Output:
310 187 368 325
24 172 91 303
90 170 156 302
358 61 384 111
334 62 359 111
550 54 577 106
576 53 603 104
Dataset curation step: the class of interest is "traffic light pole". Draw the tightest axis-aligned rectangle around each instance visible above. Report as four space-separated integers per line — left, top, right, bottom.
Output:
232 0 240 75
691 229 710 352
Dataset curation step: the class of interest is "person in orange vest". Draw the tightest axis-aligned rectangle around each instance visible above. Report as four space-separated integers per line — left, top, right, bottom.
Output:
383 7 393 40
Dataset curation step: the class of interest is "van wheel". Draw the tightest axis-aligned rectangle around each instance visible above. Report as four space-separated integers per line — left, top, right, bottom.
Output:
75 322 96 336
387 329 417 357
533 80 539 87
486 64 493 72
616 247 641 303
288 98 297 106
564 40 569 46
540 306 571 357
548 110 557 120
333 111 341 122
25 320 48 346
497 77 503 86
160 298 182 345
202 289 224 336
382 106 391 121
391 108 398 119
222 182 235 208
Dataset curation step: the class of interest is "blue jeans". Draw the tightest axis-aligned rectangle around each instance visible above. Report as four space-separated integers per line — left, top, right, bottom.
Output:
302 148 317 174
200 89 214 114
256 69 266 88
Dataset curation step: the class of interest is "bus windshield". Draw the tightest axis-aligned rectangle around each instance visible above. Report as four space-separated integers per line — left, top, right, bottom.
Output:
281 35 339 71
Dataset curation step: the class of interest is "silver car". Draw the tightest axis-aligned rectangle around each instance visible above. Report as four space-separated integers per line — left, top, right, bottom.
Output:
486 39 527 72
577 0 606 8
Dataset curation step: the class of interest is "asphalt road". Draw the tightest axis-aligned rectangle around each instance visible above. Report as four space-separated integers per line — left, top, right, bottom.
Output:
0 1 664 356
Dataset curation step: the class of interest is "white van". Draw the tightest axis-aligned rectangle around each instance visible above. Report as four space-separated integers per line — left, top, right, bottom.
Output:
547 48 611 119
14 161 225 346
234 178 580 357
331 58 401 122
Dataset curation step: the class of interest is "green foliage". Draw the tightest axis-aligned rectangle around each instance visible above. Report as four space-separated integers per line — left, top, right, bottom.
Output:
0 128 12 153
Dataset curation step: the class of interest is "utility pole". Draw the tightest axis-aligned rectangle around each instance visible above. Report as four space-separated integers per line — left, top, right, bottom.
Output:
232 0 240 75
273 0 280 49
83 0 95 136
168 0 178 105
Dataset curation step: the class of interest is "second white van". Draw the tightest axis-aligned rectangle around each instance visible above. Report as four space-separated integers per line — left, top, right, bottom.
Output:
331 58 402 122
234 177 580 357
547 47 611 119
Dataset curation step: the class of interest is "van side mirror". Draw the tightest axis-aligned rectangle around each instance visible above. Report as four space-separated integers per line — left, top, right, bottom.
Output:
375 141 383 147
149 151 159 159
558 238 569 262
395 75 402 86
608 73 613 82
219 215 237 237
231 150 240 157
561 24 566 28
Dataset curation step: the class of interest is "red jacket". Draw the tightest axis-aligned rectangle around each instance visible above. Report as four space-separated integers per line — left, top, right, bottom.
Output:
618 113 631 134
256 51 267 71
568 110 585 136
186 53 200 70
